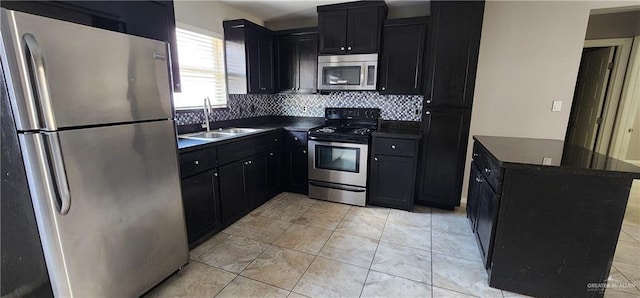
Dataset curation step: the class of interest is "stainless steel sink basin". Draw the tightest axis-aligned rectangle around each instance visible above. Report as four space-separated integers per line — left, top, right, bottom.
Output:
217 128 262 134
179 127 264 141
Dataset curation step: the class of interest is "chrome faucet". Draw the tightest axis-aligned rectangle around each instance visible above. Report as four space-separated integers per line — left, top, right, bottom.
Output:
203 97 212 131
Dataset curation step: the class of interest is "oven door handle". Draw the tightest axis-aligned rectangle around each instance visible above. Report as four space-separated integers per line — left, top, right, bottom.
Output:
309 181 366 192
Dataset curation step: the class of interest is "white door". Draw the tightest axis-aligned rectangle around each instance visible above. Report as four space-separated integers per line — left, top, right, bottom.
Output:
566 47 615 151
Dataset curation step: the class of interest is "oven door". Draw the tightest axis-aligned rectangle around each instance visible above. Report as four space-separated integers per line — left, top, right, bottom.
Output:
308 140 369 187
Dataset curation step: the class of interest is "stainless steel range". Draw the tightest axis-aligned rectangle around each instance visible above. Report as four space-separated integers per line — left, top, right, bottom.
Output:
308 108 380 206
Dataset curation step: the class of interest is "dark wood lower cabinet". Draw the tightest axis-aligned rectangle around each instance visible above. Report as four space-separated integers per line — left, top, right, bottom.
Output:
180 170 221 245
416 108 471 208
266 150 282 198
244 153 267 208
285 146 308 194
218 159 248 223
369 155 415 211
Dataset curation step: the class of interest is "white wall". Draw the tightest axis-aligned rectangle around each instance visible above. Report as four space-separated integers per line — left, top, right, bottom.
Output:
461 1 640 201
173 0 264 36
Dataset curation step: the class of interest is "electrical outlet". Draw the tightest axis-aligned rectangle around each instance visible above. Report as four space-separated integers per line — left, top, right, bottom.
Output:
415 108 420 116
303 106 307 113
552 100 562 112
542 157 553 165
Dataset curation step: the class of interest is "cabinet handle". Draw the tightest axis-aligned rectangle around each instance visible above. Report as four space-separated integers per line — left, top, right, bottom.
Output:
294 137 298 141
292 88 295 91
214 172 218 177
425 111 431 115
374 157 378 161
391 145 396 149
473 153 478 157
426 100 431 104
269 152 274 156
261 87 266 90
249 160 252 164
274 138 278 142
475 177 483 183
382 87 386 91
194 160 200 165
302 150 307 154
347 46 352 50
340 46 345 51
484 168 491 173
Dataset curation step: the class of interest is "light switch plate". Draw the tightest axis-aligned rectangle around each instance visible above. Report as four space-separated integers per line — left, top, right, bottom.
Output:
552 100 562 112
542 157 553 165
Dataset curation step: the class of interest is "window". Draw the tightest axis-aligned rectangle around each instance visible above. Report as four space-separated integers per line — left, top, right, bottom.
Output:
173 27 227 109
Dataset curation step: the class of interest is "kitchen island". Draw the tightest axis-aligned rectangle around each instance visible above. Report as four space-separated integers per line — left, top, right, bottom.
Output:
467 136 640 298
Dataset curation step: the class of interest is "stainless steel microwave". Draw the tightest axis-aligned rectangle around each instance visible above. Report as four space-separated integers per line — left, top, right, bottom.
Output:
317 54 378 91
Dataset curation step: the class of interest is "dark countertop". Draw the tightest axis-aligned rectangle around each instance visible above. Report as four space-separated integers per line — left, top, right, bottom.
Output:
177 120 322 151
474 135 640 177
372 120 422 140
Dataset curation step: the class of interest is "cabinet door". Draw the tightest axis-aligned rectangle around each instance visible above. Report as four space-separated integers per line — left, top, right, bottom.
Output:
476 178 499 268
245 27 261 94
296 34 318 93
276 35 297 92
466 162 482 230
181 170 220 244
379 21 426 94
244 154 267 208
266 150 282 198
285 146 309 194
369 155 415 211
417 109 471 208
258 32 275 93
346 6 381 54
424 1 484 107
318 10 348 54
219 160 248 222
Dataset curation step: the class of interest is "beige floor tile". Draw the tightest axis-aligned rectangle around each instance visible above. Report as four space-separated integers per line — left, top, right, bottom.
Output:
318 232 378 268
613 262 640 286
273 223 333 254
240 246 315 290
347 205 391 220
311 200 352 215
293 256 368 298
502 290 534 297
608 267 640 295
190 232 230 260
432 286 477 297
371 242 431 284
604 288 640 298
261 202 312 222
222 213 258 234
361 271 432 298
216 276 290 298
618 230 639 243
235 216 293 244
335 213 386 240
197 235 270 273
294 206 346 230
146 262 235 298
614 241 640 266
287 292 310 298
432 229 480 262
431 208 473 235
432 253 502 298
279 193 318 207
250 199 282 216
381 221 431 251
387 206 431 228
621 224 640 242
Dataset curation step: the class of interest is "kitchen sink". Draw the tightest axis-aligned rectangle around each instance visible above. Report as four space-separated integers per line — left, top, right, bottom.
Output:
179 127 264 141
217 128 262 134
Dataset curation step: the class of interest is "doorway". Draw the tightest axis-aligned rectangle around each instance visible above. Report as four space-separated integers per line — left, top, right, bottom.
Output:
564 37 637 164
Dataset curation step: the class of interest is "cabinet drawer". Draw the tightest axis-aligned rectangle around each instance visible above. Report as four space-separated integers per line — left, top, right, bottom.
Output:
373 137 417 157
286 131 308 146
472 142 502 191
266 131 282 149
180 148 217 178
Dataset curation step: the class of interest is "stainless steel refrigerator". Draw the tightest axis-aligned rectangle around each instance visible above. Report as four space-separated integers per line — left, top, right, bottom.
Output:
0 9 189 297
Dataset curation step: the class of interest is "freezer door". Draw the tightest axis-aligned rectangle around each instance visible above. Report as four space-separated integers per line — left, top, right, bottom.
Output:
19 120 188 297
1 9 173 131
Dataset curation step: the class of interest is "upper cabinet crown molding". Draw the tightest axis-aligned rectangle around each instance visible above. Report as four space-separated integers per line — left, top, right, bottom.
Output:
316 0 387 55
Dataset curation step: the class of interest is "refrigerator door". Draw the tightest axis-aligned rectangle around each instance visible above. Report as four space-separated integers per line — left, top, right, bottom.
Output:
19 120 188 297
1 9 173 131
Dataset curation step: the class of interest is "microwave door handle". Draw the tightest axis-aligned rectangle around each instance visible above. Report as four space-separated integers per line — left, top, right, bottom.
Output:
23 33 57 131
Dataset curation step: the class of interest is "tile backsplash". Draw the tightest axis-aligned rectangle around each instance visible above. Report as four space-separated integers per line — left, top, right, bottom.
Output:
175 92 423 126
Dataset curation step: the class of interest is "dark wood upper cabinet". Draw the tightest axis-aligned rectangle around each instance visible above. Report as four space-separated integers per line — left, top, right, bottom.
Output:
378 17 428 95
0 1 182 92
423 1 484 108
317 1 387 55
275 29 318 94
223 19 275 94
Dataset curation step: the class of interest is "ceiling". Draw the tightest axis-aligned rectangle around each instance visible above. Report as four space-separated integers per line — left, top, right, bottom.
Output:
219 0 430 22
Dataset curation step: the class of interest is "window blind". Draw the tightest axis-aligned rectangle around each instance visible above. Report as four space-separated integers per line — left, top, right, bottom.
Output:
173 28 227 109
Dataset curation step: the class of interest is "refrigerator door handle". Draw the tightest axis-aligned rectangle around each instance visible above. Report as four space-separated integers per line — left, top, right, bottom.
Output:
23 33 57 130
43 132 71 215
